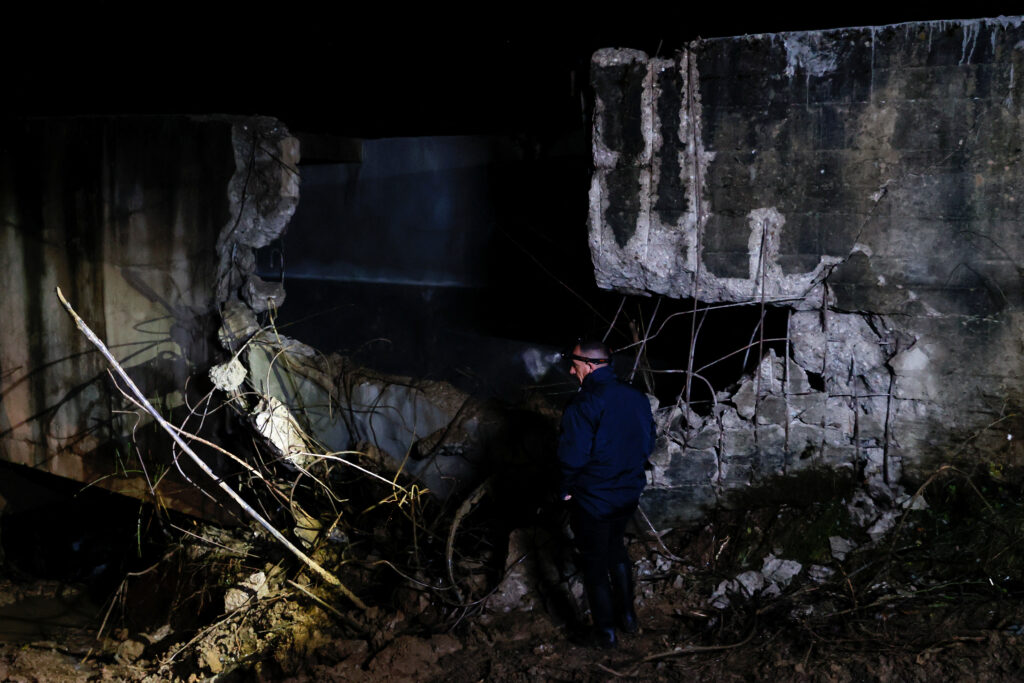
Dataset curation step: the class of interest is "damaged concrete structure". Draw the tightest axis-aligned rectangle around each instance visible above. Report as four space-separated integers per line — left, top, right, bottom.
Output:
0 115 493 516
5 16 1024 536
590 17 1024 524
0 116 298 517
222 322 495 500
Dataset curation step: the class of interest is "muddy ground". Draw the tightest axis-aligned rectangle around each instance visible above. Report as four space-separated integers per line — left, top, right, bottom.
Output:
3 468 1024 682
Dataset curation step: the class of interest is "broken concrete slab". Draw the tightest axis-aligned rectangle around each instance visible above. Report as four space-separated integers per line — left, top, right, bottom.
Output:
239 330 494 500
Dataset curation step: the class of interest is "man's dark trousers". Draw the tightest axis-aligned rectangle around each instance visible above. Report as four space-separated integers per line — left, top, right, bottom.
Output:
571 502 636 630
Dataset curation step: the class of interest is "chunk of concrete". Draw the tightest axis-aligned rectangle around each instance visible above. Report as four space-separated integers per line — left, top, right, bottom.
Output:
761 554 802 586
828 536 856 561
218 300 260 352
209 358 247 392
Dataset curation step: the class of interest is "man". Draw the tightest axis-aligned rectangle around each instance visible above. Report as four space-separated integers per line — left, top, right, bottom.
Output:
558 340 656 649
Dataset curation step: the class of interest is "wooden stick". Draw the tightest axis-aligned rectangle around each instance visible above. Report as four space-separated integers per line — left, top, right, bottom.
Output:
635 504 683 562
56 286 367 610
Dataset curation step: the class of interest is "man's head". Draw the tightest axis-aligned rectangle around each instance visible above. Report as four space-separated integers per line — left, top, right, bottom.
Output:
567 339 611 385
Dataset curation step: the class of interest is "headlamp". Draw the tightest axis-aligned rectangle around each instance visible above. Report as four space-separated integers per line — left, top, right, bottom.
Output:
562 352 610 366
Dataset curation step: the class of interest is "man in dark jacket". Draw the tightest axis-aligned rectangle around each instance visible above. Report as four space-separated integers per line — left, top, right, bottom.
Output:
559 340 656 648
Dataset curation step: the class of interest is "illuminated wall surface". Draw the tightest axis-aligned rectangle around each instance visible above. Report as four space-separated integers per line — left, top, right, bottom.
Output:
590 18 1024 521
2 17 1023 524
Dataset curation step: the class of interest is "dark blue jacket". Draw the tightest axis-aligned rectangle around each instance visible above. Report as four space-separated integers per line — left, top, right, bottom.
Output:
557 365 656 519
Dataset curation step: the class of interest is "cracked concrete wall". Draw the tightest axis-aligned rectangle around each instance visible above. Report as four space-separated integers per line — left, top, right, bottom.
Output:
0 116 294 519
590 18 1024 525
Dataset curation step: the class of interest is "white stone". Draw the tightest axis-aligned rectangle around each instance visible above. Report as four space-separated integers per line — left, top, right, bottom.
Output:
209 358 247 392
761 554 802 586
224 571 269 613
829 536 856 561
253 395 310 467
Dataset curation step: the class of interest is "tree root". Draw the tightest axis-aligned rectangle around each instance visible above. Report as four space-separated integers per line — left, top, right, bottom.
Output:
446 476 493 602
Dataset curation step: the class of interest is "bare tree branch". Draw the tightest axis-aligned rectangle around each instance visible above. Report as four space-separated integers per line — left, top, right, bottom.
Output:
55 286 367 610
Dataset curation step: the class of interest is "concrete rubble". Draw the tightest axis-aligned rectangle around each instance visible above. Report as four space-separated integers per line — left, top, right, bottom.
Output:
710 552 805 609
705 482 930 610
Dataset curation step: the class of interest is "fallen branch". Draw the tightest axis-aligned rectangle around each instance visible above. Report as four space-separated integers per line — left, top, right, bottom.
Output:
56 286 367 610
597 621 758 677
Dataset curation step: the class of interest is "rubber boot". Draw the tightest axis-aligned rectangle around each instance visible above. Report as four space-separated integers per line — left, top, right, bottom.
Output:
610 562 639 634
584 577 618 649
589 626 617 649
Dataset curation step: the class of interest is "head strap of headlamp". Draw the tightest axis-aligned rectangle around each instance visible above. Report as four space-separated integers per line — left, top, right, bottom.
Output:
567 353 609 365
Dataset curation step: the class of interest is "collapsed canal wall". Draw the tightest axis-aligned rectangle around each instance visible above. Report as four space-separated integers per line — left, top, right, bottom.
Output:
589 17 1024 523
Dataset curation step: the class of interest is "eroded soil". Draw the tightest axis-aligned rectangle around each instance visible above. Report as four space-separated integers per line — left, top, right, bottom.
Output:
5 472 1024 682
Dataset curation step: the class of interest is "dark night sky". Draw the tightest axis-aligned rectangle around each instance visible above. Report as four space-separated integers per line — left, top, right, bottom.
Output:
6 4 1022 137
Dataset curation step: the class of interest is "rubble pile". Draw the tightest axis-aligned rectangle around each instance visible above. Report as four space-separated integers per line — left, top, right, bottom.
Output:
43 464 1018 681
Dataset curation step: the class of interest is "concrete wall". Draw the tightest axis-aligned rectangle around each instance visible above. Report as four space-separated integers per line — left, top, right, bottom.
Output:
0 116 297 518
589 18 1024 524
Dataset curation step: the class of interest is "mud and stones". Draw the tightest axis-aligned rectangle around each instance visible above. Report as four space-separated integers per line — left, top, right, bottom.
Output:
4 469 1023 681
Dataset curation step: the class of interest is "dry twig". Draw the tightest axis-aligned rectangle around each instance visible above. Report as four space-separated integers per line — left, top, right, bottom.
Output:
597 622 758 677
